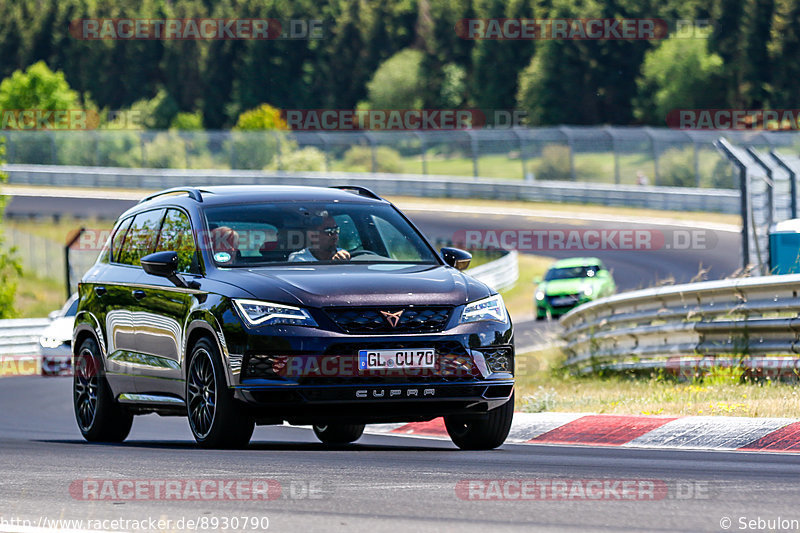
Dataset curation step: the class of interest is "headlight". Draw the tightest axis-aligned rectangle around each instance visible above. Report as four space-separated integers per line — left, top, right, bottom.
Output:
232 299 318 327
535 290 545 301
460 294 507 324
582 285 594 297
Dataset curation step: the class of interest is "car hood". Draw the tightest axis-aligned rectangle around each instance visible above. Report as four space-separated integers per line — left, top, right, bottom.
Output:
220 263 492 307
541 278 597 295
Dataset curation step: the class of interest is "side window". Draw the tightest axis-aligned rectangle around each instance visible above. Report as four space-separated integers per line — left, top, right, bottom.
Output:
110 217 133 263
117 209 166 267
155 209 199 273
372 215 423 261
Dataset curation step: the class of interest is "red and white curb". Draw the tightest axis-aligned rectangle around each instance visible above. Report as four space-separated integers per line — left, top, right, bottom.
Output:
365 413 800 452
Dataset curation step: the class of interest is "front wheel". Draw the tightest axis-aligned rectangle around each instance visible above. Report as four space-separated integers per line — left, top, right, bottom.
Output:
73 337 133 443
313 424 365 444
186 338 255 449
444 392 514 450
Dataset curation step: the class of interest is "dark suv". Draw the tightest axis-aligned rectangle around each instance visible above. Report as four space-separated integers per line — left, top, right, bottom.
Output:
72 186 514 450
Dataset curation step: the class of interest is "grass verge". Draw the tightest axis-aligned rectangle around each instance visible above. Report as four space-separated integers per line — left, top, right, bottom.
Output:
515 346 800 418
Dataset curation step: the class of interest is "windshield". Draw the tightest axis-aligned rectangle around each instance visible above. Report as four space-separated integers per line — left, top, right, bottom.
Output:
203 201 439 266
545 265 600 281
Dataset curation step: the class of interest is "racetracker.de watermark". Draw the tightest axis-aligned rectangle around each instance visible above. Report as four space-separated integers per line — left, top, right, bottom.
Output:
455 479 711 501
280 109 528 131
667 109 800 130
69 18 324 40
69 478 326 501
456 18 668 40
453 228 715 252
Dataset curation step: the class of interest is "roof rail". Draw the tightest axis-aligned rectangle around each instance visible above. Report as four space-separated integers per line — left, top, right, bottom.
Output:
138 187 203 204
329 185 382 200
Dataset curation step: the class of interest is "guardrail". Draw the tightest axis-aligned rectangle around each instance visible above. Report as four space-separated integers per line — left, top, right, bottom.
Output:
2 164 741 214
560 274 800 374
466 250 519 292
0 318 50 356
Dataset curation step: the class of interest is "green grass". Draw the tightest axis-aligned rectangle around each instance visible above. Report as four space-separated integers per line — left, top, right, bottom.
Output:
515 346 800 418
13 275 66 318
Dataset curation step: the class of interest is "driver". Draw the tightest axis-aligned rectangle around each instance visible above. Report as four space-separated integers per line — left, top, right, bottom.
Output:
288 214 351 262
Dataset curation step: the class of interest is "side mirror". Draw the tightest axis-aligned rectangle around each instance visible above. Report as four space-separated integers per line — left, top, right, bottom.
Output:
141 251 187 288
533 276 542 284
440 247 472 271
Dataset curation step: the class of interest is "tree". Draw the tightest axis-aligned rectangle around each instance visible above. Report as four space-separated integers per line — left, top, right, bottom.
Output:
0 138 22 318
363 49 425 109
0 61 81 111
470 0 536 114
634 32 725 125
771 0 800 107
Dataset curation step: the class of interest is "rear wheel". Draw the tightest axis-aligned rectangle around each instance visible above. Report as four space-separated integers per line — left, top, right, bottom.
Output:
186 338 255 449
73 337 133 443
444 392 514 450
312 424 365 444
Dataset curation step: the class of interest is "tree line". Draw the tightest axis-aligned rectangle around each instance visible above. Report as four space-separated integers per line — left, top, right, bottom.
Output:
1 0 798 129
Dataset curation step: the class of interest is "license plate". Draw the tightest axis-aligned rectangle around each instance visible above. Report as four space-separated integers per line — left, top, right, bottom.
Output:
551 296 577 306
358 349 435 370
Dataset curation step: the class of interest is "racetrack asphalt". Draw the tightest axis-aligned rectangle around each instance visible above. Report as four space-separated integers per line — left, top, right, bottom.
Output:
2 377 800 532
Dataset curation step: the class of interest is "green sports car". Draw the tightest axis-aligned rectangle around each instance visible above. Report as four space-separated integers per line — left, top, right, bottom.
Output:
534 257 616 320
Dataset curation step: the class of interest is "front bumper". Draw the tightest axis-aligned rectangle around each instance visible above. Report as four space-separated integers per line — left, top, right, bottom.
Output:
220 317 514 424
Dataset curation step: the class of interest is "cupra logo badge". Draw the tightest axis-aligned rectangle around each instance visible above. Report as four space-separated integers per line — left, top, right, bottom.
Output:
380 310 404 328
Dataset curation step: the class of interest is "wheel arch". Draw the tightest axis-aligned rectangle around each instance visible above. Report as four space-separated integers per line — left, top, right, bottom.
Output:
184 312 233 387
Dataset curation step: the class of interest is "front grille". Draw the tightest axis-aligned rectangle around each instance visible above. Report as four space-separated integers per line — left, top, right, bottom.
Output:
477 346 514 373
326 306 452 334
546 294 580 309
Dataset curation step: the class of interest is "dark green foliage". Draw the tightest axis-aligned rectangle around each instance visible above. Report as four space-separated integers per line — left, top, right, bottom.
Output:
0 0 791 128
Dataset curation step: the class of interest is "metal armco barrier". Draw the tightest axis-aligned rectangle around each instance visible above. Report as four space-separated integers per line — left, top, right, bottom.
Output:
465 250 518 292
0 318 50 355
560 274 800 374
2 164 741 214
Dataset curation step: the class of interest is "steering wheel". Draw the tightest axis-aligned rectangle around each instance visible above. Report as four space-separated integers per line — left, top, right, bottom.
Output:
349 249 380 258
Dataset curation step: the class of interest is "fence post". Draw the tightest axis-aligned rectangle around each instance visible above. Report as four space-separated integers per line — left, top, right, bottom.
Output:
50 132 57 164
365 132 377 173
715 138 750 271
606 127 620 184
558 127 576 180
511 129 526 180
645 128 659 185
694 142 700 187
770 151 797 219
415 132 427 175
466 130 479 178
320 135 330 173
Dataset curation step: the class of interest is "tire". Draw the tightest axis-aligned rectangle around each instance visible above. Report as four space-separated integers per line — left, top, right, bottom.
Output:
186 337 255 449
312 424 365 445
444 392 514 450
73 337 133 443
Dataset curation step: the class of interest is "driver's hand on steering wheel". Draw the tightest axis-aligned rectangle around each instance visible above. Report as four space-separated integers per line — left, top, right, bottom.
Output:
331 249 351 261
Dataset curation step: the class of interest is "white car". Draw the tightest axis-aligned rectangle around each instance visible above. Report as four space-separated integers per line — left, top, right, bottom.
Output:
39 294 78 375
